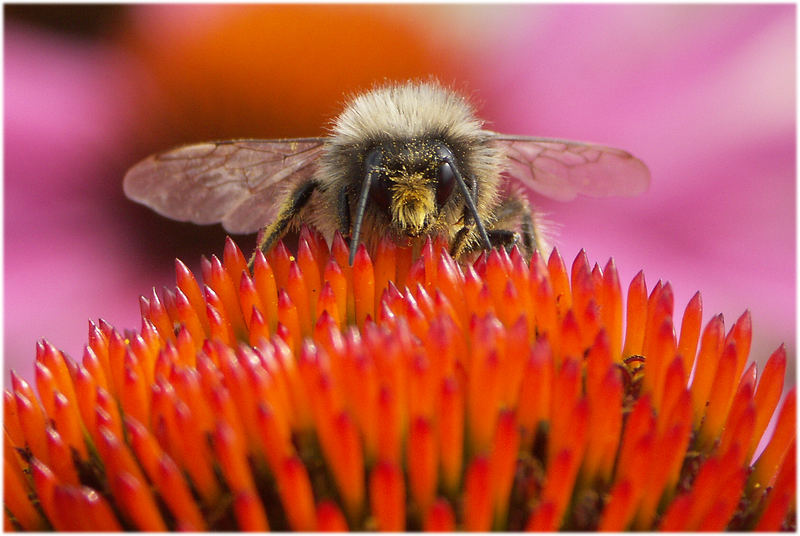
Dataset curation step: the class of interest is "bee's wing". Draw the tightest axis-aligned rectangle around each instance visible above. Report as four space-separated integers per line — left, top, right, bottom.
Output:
489 134 650 202
123 138 326 234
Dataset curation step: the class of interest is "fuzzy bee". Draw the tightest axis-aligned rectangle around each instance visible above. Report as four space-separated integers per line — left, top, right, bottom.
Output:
124 81 650 266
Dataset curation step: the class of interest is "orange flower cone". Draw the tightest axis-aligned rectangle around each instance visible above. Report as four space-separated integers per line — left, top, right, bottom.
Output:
4 227 795 531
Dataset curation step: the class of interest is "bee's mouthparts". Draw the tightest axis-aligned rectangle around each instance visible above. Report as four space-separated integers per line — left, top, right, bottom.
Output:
392 194 434 237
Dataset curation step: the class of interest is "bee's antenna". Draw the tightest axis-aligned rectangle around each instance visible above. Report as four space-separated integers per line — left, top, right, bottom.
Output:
349 165 377 266
438 149 492 251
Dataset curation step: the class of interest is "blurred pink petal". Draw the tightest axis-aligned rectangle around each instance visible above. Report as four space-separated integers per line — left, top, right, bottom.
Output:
4 24 168 381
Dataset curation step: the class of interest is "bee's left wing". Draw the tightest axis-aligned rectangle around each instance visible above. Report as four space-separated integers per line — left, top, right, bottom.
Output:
488 134 650 201
123 138 326 234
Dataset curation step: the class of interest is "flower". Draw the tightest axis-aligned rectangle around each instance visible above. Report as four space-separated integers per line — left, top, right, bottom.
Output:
4 229 795 531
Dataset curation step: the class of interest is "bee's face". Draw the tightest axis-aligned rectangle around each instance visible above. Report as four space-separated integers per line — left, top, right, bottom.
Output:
364 139 459 237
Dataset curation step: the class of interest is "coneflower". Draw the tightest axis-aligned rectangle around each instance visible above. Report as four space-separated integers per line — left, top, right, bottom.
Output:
4 227 795 531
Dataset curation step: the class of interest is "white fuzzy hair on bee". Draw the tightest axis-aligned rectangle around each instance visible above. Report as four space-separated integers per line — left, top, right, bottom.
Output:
331 81 485 142
123 80 650 266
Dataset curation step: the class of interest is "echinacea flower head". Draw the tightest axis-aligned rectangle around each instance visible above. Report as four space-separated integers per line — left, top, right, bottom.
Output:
4 227 795 531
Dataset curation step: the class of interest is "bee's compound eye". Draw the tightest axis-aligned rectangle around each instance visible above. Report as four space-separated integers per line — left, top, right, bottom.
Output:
436 162 455 207
369 171 392 211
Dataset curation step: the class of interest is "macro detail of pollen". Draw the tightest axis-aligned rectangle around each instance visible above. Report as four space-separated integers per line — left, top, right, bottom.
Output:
4 227 795 531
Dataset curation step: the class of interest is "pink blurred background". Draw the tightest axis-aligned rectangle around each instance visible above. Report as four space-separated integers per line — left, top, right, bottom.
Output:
5 5 795 386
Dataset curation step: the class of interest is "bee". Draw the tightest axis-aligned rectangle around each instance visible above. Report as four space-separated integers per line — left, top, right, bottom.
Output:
124 81 650 266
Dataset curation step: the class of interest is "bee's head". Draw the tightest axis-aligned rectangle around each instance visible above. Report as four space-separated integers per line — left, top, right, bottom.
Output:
324 81 505 264
365 139 456 237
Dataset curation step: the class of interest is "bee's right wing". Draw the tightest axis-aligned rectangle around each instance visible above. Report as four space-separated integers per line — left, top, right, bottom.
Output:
489 134 650 202
123 138 326 234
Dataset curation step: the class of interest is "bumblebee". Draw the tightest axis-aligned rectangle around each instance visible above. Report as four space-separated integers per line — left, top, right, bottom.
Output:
124 81 650 265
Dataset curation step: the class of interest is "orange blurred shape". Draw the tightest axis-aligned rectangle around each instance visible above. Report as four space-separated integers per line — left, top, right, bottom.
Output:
121 5 461 145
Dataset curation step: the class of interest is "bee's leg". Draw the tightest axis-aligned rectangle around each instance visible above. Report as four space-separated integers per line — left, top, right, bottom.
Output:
248 180 319 268
520 209 536 256
337 186 351 236
450 226 473 259
487 189 538 258
450 172 487 259
487 229 521 250
451 226 522 259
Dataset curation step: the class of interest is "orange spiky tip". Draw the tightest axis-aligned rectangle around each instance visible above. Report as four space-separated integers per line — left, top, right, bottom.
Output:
4 228 795 531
